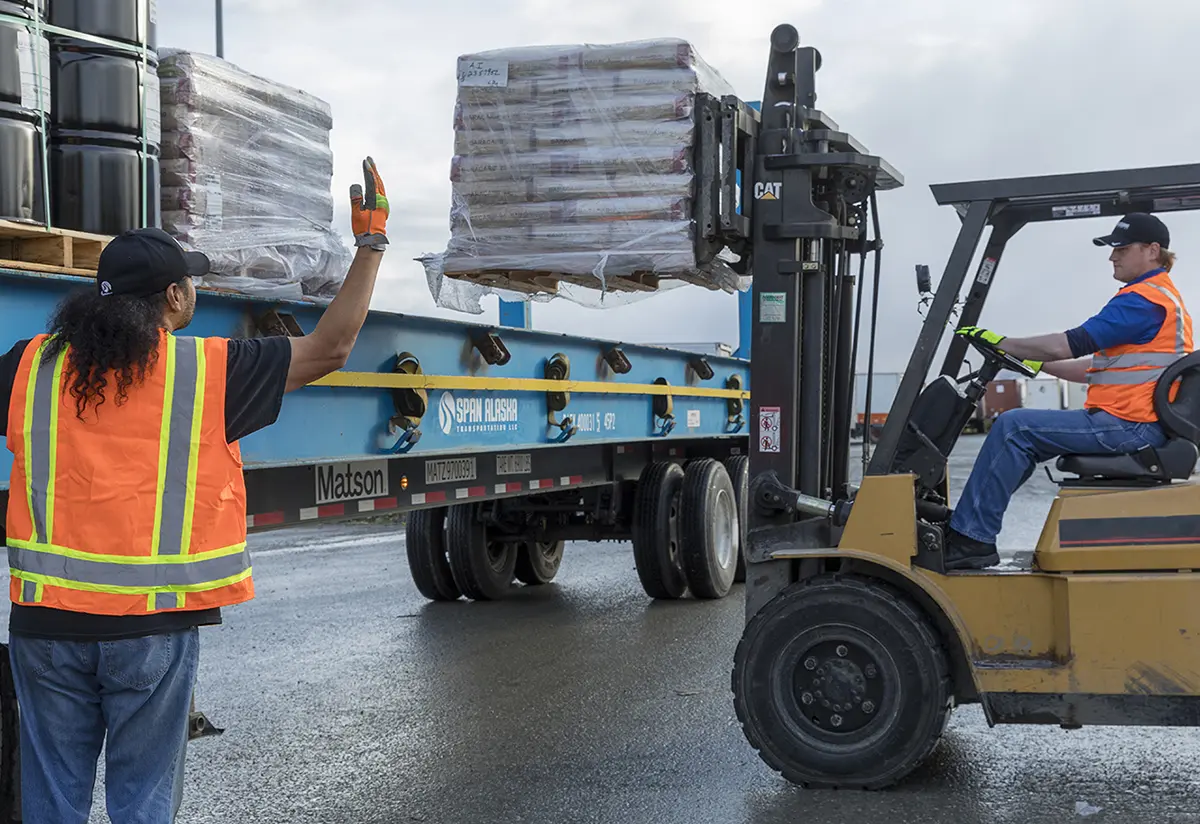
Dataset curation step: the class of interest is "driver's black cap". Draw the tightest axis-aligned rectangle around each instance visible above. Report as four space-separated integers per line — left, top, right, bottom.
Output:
96 227 210 298
1092 213 1170 249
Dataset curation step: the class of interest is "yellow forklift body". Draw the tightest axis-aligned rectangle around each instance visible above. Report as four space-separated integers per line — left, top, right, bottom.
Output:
772 473 1200 700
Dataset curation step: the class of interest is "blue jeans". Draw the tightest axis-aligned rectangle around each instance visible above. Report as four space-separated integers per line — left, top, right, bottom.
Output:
950 407 1168 544
8 627 199 824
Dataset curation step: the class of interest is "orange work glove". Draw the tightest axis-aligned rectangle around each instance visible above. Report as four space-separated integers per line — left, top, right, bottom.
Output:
350 156 389 250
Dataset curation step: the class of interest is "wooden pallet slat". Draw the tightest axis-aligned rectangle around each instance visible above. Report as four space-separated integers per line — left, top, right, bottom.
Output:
0 219 111 276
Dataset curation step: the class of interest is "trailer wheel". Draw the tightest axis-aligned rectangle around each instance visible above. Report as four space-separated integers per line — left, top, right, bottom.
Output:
679 458 738 599
405 507 460 601
732 574 952 789
723 455 749 584
631 461 688 599
447 503 517 601
515 540 565 585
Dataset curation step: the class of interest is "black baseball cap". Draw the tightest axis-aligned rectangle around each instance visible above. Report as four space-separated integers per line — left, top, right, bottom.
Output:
1092 213 1170 249
96 227 210 298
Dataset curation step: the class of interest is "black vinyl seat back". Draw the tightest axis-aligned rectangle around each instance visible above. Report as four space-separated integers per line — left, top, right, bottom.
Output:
1153 349 1200 443
1056 351 1200 484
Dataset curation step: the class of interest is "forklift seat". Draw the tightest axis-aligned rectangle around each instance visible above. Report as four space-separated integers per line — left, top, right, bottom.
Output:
1056 439 1197 482
1055 350 1200 485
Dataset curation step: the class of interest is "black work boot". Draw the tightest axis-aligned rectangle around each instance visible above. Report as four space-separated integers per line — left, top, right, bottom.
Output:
943 527 1000 571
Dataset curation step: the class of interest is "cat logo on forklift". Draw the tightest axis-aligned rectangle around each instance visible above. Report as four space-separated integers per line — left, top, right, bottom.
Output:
754 181 781 200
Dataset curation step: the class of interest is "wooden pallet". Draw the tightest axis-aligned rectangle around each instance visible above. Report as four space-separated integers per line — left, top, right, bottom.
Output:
443 267 690 296
0 220 112 276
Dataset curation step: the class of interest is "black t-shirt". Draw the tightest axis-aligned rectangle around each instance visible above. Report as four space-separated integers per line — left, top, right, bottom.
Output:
0 335 292 641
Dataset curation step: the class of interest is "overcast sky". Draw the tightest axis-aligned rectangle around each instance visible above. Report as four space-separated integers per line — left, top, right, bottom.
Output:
157 0 1200 374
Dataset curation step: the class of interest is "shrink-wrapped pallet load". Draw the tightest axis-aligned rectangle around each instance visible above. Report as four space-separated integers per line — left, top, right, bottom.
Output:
419 38 746 313
157 50 351 300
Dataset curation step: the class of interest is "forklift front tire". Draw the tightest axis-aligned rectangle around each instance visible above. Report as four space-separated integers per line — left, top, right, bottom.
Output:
732 573 952 789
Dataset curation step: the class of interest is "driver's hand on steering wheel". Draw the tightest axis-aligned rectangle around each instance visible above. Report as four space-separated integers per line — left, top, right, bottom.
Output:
955 325 1006 347
955 325 1043 376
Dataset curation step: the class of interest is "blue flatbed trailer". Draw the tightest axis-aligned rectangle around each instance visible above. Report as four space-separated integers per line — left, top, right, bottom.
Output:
0 263 752 602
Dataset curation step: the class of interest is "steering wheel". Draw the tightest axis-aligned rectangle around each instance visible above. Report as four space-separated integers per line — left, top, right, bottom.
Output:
962 333 1040 378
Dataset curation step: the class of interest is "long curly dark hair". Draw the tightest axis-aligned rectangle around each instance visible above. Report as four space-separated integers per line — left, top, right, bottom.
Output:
43 285 177 419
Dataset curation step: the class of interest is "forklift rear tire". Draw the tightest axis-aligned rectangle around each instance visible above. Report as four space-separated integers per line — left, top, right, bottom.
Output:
631 461 688 599
732 574 952 789
447 503 517 601
680 459 739 599
515 540 565 585
406 507 461 601
723 455 749 584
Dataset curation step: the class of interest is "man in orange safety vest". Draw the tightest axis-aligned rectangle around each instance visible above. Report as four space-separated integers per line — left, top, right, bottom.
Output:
0 158 389 822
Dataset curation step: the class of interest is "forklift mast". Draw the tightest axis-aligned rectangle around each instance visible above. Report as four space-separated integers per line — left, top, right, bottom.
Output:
722 25 902 560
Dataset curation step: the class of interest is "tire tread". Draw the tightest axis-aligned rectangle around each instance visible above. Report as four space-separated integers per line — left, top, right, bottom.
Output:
732 573 952 789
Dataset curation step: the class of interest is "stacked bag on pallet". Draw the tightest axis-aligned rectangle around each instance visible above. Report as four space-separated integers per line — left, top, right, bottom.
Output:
419 38 745 314
157 50 351 300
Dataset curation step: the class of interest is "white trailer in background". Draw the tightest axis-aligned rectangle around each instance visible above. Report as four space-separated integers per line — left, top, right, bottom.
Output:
1022 376 1066 410
1064 381 1088 410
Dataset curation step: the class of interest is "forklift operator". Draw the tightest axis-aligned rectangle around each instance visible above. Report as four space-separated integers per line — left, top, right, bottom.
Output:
945 212 1192 570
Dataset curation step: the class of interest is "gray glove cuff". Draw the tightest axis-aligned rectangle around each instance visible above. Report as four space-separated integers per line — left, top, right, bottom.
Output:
355 233 389 251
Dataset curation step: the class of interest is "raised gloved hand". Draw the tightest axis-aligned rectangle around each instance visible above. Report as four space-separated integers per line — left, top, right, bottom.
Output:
955 326 1042 375
350 156 389 250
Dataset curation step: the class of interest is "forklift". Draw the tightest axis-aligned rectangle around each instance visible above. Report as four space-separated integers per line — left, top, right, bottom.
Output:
728 24 1200 789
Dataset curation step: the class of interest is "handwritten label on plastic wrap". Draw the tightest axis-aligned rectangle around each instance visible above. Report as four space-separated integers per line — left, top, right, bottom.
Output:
457 58 509 87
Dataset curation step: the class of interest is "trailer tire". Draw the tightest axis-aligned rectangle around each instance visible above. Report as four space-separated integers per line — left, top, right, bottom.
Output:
447 503 516 601
732 574 952 789
631 461 688 599
515 540 565 585
723 455 749 584
405 507 461 601
680 458 739 599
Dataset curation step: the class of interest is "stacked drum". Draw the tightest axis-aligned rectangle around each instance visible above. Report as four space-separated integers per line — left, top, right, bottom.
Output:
48 0 160 233
0 0 49 223
0 0 159 232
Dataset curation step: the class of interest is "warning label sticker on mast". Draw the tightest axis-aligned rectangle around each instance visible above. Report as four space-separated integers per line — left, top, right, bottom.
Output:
759 407 781 453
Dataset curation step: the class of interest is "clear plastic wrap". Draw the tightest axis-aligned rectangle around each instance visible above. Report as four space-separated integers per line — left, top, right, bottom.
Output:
418 37 748 314
156 49 351 300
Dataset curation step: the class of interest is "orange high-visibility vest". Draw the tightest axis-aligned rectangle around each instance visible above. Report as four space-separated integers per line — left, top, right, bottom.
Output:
1085 271 1194 422
5 331 254 616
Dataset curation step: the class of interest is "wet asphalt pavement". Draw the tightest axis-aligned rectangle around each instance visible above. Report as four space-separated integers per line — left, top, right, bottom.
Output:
16 434 1200 823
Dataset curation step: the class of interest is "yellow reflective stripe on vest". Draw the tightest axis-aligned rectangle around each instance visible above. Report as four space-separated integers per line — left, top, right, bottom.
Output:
8 544 251 588
11 567 252 598
152 336 206 557
22 339 66 547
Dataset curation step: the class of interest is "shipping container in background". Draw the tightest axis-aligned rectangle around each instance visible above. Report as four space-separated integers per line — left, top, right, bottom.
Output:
852 371 901 439
1023 376 1065 410
983 379 1021 419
